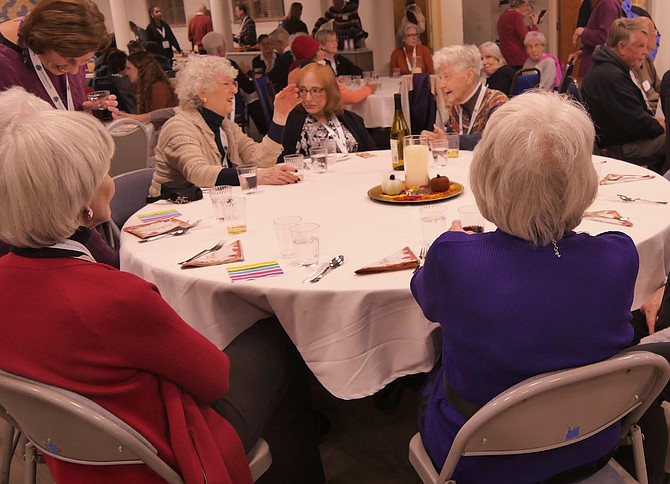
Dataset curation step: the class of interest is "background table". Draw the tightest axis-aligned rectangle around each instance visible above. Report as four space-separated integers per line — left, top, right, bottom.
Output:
120 152 670 399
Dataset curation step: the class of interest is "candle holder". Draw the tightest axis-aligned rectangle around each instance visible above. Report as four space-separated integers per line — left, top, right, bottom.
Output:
403 135 431 195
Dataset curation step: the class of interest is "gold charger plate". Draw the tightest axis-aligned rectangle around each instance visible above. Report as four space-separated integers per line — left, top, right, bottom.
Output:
367 182 464 204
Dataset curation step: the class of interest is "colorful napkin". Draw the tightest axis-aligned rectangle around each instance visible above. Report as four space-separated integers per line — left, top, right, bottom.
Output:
137 209 183 223
227 261 284 282
124 218 190 239
355 247 419 274
583 210 633 227
181 241 244 269
600 174 654 185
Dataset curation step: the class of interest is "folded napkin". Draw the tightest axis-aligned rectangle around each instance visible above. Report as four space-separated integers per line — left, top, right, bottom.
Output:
124 218 190 239
600 173 654 185
583 210 633 227
181 241 244 268
227 261 284 282
355 247 419 274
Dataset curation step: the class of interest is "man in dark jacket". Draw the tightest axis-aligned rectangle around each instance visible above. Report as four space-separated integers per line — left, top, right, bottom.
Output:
146 6 183 61
233 4 257 47
582 18 665 163
267 28 293 93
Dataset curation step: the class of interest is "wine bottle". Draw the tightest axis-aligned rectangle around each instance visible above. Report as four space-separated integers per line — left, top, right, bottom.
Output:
390 93 410 171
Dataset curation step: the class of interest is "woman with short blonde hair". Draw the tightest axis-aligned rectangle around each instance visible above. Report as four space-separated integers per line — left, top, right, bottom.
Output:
412 90 640 482
479 41 516 95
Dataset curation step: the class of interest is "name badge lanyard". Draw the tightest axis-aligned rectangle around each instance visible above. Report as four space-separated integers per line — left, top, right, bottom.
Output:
630 70 653 113
404 46 416 73
48 239 96 263
28 48 74 111
321 116 349 154
458 84 486 136
219 127 230 168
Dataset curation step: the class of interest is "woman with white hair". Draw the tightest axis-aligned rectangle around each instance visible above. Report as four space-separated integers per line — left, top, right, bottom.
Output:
0 86 325 484
423 45 508 149
522 31 561 90
497 0 540 69
412 91 640 482
149 55 300 197
479 41 516 95
389 22 434 75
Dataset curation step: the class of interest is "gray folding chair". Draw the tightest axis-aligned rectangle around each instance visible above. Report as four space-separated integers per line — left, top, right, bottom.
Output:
110 168 155 229
107 118 152 177
0 370 272 483
408 351 670 484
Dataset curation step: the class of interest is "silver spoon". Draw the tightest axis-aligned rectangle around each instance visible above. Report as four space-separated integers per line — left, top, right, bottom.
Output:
139 219 201 243
309 255 345 283
617 194 667 204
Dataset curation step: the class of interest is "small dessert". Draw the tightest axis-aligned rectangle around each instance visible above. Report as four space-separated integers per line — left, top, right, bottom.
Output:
430 174 450 193
381 173 403 195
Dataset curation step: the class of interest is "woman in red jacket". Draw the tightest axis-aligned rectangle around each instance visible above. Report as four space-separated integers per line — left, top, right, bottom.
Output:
0 86 324 483
496 0 540 69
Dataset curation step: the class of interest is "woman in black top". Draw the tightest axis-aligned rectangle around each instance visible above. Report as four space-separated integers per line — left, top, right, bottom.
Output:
480 41 517 96
281 2 308 35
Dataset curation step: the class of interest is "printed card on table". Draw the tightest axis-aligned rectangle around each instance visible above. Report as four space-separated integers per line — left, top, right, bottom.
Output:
227 261 284 282
137 209 183 223
124 218 190 239
355 246 419 274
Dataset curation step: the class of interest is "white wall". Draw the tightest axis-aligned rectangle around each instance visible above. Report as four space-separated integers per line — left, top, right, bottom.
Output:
652 1 669 77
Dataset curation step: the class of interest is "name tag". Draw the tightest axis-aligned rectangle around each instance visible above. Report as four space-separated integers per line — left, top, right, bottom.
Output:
642 80 651 92
162 40 170 49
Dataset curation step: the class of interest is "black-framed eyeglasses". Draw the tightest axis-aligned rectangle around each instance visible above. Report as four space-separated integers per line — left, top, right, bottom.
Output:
298 87 326 97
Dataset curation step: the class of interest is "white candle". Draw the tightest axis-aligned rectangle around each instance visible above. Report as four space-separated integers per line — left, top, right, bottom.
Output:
404 144 430 188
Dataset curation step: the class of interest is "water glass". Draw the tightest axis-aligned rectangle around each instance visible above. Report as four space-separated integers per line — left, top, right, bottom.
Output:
87 90 113 122
284 154 305 181
391 68 401 78
236 165 258 194
458 205 485 233
431 138 449 168
323 139 337 165
290 222 320 267
447 133 460 158
223 197 247 234
362 71 372 80
274 216 302 258
420 205 447 245
310 148 328 174
351 75 362 87
210 185 232 220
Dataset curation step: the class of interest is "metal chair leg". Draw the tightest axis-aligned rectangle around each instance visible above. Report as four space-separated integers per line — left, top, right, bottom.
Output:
0 423 15 484
24 440 37 484
630 424 649 484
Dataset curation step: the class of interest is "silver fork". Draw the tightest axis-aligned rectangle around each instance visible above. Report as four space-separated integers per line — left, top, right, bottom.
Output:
617 194 667 204
139 219 201 243
178 239 226 265
413 245 428 274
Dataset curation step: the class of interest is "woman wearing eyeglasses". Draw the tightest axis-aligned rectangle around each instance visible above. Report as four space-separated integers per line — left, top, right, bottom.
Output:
150 55 300 197
389 23 434 75
281 63 375 159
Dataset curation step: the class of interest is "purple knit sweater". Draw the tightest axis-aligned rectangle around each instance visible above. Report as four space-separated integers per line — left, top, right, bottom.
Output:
411 229 637 482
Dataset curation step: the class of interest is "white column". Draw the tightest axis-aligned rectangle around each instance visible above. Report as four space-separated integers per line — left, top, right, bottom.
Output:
210 0 234 50
108 0 133 54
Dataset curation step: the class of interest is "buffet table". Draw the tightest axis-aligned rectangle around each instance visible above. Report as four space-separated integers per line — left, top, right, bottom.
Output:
120 151 670 399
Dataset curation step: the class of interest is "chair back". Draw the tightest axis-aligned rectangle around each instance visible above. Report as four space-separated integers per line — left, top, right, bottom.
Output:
409 351 670 484
106 119 151 177
0 370 184 483
410 73 437 135
234 92 248 132
566 77 584 104
557 62 575 93
253 75 275 126
509 68 541 97
110 168 155 228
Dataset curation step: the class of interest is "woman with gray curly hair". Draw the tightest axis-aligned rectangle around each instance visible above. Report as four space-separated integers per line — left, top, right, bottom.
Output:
149 54 300 197
412 91 642 482
389 22 434 75
422 45 508 150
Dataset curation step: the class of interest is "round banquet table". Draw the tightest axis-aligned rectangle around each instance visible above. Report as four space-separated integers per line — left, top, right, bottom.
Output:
120 151 670 399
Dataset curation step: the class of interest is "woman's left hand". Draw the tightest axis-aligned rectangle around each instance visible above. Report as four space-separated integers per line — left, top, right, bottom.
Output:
82 94 119 117
272 83 300 125
258 164 300 185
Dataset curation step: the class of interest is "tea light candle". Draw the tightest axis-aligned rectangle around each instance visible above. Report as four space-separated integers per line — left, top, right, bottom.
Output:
404 144 430 188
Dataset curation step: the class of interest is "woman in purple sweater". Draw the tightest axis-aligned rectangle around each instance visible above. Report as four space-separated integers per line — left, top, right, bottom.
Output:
411 91 639 482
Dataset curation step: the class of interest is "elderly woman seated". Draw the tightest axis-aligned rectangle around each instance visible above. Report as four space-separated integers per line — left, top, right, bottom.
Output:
0 87 324 484
523 31 561 90
390 22 435 75
479 41 517 95
412 91 645 482
281 63 376 158
422 44 508 150
149 55 300 198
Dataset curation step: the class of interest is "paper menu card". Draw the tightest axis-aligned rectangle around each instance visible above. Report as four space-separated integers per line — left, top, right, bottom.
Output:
124 218 190 239
355 246 419 274
181 241 244 268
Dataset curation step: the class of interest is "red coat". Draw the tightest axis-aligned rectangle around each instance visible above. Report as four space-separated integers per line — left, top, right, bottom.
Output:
0 254 251 484
188 13 213 51
497 8 538 67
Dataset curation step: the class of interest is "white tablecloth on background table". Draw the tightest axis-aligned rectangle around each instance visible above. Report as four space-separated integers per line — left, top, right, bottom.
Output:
120 151 670 399
345 77 405 129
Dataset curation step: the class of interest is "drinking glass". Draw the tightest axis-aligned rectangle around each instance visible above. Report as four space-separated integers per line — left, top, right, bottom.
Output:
290 223 320 267
362 71 372 80
284 154 305 181
351 75 362 87
447 133 460 158
420 205 448 245
458 205 485 233
274 216 302 258
223 197 247 234
310 148 328 174
322 139 337 165
431 138 449 168
87 90 113 122
236 165 258 194
403 135 430 191
391 68 401 78
209 185 232 220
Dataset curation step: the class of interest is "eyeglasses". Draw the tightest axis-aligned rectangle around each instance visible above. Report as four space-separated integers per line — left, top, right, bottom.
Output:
298 87 326 97
406 33 419 38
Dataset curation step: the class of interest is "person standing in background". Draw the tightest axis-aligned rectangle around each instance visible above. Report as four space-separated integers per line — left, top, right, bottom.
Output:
129 21 147 45
146 6 182 61
282 2 308 35
312 0 368 50
188 4 213 54
233 4 257 47
497 0 539 70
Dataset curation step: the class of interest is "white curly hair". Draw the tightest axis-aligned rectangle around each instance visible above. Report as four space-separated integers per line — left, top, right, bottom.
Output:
175 55 239 110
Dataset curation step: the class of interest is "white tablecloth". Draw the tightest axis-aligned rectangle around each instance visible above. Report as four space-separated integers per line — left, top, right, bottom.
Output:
120 151 670 399
345 77 405 129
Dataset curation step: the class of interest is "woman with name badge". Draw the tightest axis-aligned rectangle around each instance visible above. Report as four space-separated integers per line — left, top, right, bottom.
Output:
390 23 434 75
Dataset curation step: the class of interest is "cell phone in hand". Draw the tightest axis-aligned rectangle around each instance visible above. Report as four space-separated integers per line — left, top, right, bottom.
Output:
538 9 547 23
